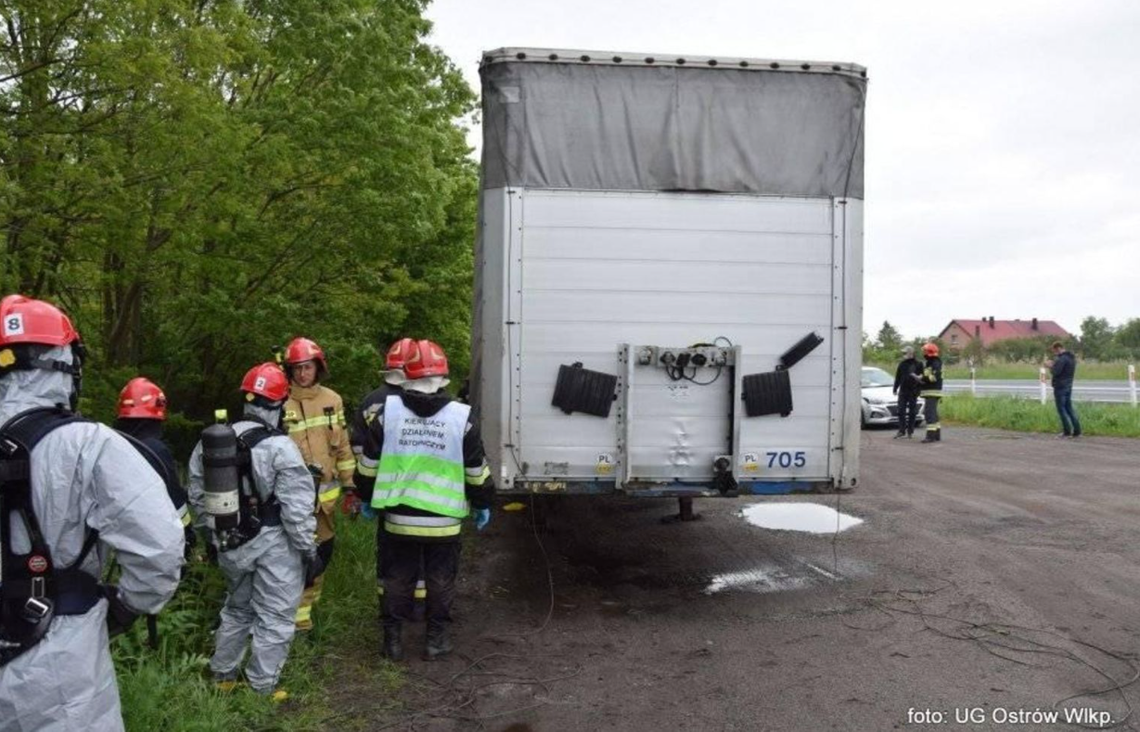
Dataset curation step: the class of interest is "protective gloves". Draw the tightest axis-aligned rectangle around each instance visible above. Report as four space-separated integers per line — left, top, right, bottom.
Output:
303 552 325 588
183 526 198 558
474 508 491 532
102 586 140 638
341 490 362 517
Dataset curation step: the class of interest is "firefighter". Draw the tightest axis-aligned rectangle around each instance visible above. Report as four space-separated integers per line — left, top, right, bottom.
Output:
280 337 355 631
0 295 184 731
348 338 427 612
353 339 494 661
186 363 317 699
917 342 944 443
113 377 196 557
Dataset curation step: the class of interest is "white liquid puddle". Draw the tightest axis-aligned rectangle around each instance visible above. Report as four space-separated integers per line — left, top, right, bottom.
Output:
739 502 863 534
703 567 809 595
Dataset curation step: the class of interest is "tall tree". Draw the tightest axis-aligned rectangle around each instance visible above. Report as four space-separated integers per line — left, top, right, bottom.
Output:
1115 318 1140 353
1078 316 1114 360
875 321 904 352
1 0 478 421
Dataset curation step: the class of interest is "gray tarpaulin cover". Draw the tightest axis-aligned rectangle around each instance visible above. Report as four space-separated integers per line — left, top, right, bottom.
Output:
470 49 867 412
480 49 867 199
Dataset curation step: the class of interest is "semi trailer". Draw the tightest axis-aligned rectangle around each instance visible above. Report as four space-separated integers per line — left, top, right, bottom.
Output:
470 48 867 501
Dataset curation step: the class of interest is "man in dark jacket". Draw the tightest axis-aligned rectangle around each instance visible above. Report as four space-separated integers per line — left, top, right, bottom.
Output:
917 342 944 443
1045 341 1081 438
892 346 921 438
352 339 494 661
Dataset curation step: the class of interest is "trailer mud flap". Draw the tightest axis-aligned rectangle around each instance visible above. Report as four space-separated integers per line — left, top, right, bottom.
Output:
551 362 618 417
741 370 793 418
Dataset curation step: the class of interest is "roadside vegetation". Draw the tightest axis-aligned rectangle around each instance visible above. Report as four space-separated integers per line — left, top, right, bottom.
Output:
112 518 393 732
868 361 1135 381
863 320 1139 436
940 395 1140 438
0 1 478 434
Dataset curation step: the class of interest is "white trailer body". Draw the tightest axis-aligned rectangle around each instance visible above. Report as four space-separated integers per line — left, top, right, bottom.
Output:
472 49 866 497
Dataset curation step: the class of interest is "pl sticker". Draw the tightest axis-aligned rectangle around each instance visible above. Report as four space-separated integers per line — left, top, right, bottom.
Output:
595 453 615 475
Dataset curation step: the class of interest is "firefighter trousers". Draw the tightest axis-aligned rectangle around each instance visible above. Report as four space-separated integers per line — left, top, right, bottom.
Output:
295 506 335 630
923 396 941 439
381 538 458 631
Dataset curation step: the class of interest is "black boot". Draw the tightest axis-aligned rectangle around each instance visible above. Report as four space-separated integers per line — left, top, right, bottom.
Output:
921 432 937 443
893 430 906 439
424 625 453 661
382 626 404 661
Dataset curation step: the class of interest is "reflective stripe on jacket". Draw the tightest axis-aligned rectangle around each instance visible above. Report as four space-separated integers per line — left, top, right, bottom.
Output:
918 356 944 398
372 395 470 519
283 384 355 500
383 512 462 538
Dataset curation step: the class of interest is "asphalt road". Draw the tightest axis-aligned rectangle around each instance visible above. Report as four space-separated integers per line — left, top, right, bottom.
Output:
379 428 1140 731
944 379 1137 404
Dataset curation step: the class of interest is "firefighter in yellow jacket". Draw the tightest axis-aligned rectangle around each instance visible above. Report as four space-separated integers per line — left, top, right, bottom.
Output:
282 337 356 630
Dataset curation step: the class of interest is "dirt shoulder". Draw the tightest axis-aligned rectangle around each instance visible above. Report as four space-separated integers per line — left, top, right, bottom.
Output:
352 428 1140 731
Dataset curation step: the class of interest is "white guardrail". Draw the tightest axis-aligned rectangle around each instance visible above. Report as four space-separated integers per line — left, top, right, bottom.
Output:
953 364 1137 406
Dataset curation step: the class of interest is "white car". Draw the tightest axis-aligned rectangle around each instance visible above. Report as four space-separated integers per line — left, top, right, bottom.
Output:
861 366 925 428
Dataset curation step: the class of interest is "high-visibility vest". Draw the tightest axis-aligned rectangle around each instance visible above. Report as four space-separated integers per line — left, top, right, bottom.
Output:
372 396 470 521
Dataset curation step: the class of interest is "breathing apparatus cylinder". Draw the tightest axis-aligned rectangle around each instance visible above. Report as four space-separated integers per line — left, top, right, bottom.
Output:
202 423 240 532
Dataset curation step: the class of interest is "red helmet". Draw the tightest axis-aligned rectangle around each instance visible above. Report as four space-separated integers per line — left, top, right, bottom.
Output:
241 362 290 403
1 295 80 347
923 342 940 358
284 337 327 379
404 340 449 380
0 295 84 386
385 338 418 370
117 377 167 420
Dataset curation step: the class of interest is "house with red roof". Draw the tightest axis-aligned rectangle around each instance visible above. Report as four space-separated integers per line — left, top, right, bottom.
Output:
939 317 1071 349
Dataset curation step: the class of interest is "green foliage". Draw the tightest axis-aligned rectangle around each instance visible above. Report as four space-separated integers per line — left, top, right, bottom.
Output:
941 395 1140 438
0 0 477 422
984 334 1067 364
869 360 1135 380
1079 316 1115 360
114 518 400 731
862 321 916 365
875 321 904 353
1116 318 1140 354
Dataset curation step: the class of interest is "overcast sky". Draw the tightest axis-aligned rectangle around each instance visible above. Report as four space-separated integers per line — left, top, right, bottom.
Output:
425 0 1139 341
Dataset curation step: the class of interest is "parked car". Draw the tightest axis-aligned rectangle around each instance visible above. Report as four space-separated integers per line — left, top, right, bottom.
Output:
861 366 925 428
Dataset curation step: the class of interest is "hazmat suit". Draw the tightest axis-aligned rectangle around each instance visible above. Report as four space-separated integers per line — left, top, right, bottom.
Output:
186 402 316 694
0 347 185 732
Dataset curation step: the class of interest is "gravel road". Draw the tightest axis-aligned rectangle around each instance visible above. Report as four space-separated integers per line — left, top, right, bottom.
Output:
380 428 1140 731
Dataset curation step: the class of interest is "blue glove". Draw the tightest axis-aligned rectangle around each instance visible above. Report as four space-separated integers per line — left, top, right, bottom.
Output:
474 508 491 531
360 503 378 521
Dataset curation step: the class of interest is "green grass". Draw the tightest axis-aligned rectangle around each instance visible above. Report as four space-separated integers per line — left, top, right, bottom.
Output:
869 361 1135 380
940 395 1140 437
115 518 399 732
